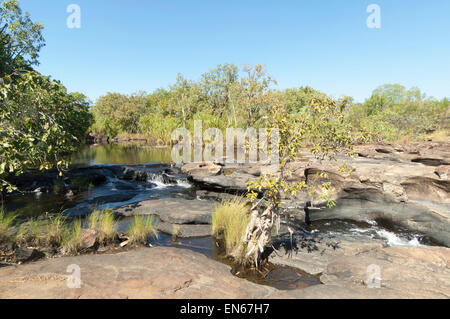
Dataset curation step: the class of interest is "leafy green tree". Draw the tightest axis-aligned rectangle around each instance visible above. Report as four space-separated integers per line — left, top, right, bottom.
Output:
91 92 146 137
284 86 327 114
0 0 44 78
0 72 93 192
0 1 92 193
200 63 239 125
168 74 200 129
234 95 354 266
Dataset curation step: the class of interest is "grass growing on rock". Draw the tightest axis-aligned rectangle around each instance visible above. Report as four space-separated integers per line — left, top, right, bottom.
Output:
45 215 68 248
0 209 16 244
61 219 83 255
125 216 158 245
212 199 251 255
88 209 118 245
16 218 45 247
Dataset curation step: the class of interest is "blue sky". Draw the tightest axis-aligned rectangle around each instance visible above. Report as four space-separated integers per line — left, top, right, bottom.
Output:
19 0 450 103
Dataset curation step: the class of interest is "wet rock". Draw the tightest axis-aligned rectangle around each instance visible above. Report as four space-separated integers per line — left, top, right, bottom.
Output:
86 133 109 144
120 167 149 181
157 222 212 238
13 249 45 263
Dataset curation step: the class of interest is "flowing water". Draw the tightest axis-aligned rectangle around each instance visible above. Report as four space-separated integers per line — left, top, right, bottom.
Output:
2 142 440 290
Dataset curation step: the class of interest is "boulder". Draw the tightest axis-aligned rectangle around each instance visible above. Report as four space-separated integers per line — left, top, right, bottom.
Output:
80 229 98 250
13 249 45 264
181 162 222 176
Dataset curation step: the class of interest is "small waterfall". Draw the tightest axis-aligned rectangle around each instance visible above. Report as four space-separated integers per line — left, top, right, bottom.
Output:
146 173 191 189
375 229 423 247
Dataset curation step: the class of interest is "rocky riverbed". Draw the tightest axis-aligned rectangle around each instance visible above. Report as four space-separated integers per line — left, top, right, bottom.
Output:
0 141 449 298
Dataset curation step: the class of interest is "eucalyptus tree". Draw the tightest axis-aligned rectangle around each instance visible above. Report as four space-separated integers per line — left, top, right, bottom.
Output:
239 63 276 127
169 74 200 129
200 63 239 126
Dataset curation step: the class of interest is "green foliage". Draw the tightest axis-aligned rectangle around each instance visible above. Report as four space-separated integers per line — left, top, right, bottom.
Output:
0 73 93 194
138 113 179 144
346 84 449 142
212 199 251 255
91 92 146 137
91 63 278 141
0 0 44 78
125 215 157 245
0 1 93 192
247 94 354 208
284 86 327 114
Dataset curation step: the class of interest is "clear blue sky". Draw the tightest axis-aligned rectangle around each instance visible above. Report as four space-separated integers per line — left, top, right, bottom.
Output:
19 0 450 103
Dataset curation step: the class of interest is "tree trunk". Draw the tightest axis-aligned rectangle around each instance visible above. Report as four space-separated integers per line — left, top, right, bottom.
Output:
232 202 277 267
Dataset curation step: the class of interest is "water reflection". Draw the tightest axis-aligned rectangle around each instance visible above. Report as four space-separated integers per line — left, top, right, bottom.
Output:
71 143 172 166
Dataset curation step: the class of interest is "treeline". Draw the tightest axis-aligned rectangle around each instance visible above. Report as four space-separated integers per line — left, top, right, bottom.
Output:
92 64 449 145
0 0 92 192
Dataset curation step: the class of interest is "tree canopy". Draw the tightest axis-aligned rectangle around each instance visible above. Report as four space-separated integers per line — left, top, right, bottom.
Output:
0 0 92 192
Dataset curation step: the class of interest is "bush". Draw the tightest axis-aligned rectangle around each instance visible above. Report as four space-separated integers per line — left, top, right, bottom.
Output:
138 114 179 144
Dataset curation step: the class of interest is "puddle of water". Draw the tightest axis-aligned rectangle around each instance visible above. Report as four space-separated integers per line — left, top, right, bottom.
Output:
144 231 321 291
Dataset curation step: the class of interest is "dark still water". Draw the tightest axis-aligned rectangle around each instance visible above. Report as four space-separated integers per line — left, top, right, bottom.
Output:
71 143 173 166
4 143 179 217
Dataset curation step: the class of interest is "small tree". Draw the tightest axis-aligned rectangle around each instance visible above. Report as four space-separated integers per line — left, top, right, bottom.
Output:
232 95 354 267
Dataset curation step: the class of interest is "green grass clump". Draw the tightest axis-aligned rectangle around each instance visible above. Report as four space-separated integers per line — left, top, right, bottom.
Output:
61 219 83 255
0 210 16 244
45 215 68 248
212 199 251 255
16 218 45 247
88 209 118 245
125 216 157 245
